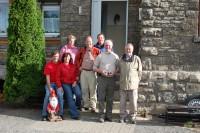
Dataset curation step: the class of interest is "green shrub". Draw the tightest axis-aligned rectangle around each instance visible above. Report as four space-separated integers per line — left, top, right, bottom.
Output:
3 0 45 104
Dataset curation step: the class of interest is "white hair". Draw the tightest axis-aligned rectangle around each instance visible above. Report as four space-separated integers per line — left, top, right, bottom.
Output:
105 40 113 48
125 43 134 49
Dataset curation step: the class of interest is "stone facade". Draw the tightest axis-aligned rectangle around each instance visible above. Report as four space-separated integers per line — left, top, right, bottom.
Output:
60 0 91 46
140 0 200 71
128 0 141 54
1 0 200 113
139 0 200 112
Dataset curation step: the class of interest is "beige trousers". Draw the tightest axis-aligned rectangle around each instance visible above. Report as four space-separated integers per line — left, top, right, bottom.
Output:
80 70 97 109
120 89 138 119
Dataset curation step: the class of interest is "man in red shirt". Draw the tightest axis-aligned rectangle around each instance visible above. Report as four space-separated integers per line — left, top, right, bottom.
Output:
75 36 100 112
42 50 64 121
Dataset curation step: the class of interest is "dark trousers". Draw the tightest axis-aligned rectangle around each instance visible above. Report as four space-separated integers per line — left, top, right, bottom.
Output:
97 76 115 119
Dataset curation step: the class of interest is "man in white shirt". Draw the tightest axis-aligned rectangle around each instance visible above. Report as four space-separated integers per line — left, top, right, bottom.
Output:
93 40 119 123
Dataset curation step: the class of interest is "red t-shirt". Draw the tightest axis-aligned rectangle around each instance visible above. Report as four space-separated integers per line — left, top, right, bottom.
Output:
56 63 78 88
44 61 60 83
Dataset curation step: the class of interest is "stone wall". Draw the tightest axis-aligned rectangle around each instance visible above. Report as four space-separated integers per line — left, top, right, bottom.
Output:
139 0 200 111
60 0 91 46
140 0 200 70
139 71 200 112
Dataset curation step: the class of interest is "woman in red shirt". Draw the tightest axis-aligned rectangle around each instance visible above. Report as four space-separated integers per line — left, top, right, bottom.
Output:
56 53 81 119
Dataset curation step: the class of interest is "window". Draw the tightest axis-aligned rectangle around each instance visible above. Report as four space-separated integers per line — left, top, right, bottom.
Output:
0 0 9 37
43 5 60 37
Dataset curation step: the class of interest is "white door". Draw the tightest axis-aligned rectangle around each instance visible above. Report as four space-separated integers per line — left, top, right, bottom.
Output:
91 0 128 56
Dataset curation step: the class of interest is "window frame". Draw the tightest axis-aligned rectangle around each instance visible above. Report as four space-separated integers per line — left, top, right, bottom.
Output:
198 0 200 35
42 4 60 38
0 0 9 37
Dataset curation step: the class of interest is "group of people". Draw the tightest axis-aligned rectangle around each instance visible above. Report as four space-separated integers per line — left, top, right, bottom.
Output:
41 33 142 124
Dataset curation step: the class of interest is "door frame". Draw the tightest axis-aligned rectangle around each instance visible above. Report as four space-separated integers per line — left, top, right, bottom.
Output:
91 0 128 44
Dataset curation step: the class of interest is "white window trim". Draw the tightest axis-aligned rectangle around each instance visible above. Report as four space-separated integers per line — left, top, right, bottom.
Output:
0 0 8 3
0 33 7 38
43 5 60 37
0 0 9 37
45 33 60 37
43 5 60 11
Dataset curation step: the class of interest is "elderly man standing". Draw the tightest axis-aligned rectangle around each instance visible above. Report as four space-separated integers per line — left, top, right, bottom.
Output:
93 40 119 123
75 36 100 112
119 43 142 124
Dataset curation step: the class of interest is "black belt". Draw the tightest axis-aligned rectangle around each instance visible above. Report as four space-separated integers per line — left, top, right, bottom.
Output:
97 73 114 78
82 68 93 71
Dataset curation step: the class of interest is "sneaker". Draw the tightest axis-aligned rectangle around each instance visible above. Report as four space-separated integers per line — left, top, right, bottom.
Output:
77 107 82 111
105 117 112 122
60 115 64 120
72 117 80 120
41 116 47 121
119 118 125 123
124 117 129 123
130 117 136 124
131 119 136 124
99 118 104 123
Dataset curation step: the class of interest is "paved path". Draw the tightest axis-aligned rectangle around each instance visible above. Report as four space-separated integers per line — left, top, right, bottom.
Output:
0 107 199 133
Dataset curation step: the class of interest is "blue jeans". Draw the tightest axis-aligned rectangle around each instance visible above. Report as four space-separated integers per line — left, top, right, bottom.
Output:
72 84 82 109
42 83 64 117
62 84 80 118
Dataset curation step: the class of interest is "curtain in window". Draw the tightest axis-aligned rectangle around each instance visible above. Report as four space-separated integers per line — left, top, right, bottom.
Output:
44 10 59 33
0 3 8 34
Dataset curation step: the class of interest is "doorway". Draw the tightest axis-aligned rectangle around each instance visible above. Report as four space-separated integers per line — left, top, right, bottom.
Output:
101 1 127 56
91 0 128 56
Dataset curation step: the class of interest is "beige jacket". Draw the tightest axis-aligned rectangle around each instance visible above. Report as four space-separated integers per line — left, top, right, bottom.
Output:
119 54 142 90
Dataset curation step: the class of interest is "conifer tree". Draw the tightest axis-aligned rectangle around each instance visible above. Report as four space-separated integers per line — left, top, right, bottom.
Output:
4 0 45 103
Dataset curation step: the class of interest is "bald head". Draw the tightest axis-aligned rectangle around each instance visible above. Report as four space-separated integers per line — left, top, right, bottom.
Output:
85 36 93 48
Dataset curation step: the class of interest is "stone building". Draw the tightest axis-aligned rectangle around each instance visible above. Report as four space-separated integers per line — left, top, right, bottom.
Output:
139 0 200 112
0 0 200 112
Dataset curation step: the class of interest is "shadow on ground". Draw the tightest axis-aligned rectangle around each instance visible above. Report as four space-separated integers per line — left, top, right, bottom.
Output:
0 102 169 127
